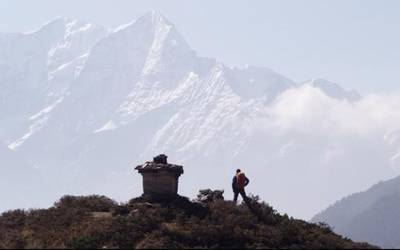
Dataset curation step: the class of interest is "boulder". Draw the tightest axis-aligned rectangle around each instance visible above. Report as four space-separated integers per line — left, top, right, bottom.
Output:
197 189 224 203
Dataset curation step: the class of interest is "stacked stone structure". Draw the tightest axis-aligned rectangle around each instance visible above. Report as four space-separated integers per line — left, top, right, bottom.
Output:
135 154 184 200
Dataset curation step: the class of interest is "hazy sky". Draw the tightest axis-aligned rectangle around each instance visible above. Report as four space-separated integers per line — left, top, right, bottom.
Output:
1 0 399 94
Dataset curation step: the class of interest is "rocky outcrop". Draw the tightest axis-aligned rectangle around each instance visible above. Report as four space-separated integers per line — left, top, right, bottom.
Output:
197 189 224 203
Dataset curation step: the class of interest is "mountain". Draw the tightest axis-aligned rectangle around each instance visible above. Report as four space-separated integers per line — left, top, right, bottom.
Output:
0 195 376 249
311 175 400 248
0 11 398 219
0 17 107 143
384 130 400 165
303 79 360 101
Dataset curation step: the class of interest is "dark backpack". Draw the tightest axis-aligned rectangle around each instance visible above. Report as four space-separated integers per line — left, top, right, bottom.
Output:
236 173 247 188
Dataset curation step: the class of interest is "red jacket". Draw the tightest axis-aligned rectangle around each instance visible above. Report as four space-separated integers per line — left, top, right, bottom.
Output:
232 172 250 190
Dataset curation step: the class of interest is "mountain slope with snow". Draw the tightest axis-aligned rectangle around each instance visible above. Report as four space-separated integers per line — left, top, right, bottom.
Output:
1 11 399 219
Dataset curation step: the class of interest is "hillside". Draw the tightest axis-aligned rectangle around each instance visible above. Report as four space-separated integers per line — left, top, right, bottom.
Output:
312 175 400 248
0 195 375 249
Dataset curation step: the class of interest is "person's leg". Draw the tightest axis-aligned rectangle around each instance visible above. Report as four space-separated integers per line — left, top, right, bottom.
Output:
233 191 239 204
240 189 249 204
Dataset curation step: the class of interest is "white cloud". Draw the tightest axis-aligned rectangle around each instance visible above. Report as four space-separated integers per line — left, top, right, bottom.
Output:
264 84 400 137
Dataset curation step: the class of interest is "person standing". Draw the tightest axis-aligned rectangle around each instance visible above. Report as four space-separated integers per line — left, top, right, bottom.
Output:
232 169 250 204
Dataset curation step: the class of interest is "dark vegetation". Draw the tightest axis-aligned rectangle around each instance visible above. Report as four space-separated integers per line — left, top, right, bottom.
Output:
0 194 376 249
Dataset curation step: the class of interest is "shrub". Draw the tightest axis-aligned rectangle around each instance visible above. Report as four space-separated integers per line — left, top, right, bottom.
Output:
66 235 102 249
54 195 117 212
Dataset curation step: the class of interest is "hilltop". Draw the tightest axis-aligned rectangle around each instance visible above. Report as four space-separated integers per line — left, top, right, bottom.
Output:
0 194 376 249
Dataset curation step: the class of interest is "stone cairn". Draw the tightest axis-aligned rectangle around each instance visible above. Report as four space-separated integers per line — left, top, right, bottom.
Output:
135 154 184 201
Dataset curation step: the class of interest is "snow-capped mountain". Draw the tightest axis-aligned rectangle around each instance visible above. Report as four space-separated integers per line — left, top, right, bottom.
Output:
303 78 360 101
1 11 399 219
0 17 107 145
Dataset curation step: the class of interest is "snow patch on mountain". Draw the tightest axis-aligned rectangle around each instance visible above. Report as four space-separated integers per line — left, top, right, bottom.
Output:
30 97 64 121
9 97 64 150
47 18 107 71
94 120 118 133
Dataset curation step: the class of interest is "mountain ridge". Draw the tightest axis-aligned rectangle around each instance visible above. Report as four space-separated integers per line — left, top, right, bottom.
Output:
311 175 400 248
1 12 397 220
